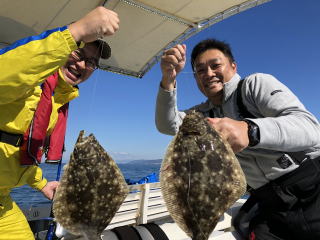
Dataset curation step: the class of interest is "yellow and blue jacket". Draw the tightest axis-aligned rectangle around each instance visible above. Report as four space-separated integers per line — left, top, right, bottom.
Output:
0 26 79 196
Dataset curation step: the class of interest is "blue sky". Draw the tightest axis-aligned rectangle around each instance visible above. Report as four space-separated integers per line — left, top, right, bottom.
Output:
64 0 319 162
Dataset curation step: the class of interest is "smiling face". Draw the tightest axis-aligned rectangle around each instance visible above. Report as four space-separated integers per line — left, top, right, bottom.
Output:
61 43 100 86
194 49 237 105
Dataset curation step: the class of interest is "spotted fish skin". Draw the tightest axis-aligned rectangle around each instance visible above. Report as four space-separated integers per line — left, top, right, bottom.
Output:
160 111 246 240
53 131 129 240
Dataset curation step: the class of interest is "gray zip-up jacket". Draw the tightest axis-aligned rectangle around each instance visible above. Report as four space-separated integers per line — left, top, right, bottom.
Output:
155 73 320 189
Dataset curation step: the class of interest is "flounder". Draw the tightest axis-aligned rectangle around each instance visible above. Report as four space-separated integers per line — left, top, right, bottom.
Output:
53 131 129 240
160 111 246 240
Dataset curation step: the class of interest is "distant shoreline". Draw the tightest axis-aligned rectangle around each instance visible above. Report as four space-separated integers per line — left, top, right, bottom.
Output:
119 159 162 165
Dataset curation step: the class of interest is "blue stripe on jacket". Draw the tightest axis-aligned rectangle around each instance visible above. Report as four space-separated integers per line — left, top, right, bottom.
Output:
0 26 68 55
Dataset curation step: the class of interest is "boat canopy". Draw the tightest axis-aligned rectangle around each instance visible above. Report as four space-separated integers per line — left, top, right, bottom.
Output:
0 0 270 78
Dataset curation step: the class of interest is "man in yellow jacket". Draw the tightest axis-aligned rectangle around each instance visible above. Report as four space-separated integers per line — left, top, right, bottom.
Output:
0 7 119 240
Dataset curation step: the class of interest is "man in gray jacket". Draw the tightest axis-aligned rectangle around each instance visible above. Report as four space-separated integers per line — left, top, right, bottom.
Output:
155 39 320 240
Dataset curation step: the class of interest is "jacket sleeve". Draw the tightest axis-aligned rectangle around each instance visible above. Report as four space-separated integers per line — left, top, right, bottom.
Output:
0 26 78 105
155 85 186 136
26 166 48 191
243 73 320 152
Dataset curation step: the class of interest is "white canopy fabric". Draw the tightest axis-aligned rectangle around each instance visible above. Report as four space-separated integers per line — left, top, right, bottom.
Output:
0 0 271 78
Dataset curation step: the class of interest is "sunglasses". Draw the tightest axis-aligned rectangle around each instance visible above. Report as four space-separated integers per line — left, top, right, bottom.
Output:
71 50 99 70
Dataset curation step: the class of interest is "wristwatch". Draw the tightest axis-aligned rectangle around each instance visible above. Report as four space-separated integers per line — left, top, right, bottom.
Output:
244 119 260 147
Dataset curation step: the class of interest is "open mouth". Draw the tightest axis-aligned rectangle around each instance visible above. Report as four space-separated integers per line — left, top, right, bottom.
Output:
205 79 221 88
66 67 81 82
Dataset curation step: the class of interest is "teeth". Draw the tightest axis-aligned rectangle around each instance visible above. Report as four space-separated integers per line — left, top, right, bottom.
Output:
207 81 219 87
69 68 78 75
68 68 81 78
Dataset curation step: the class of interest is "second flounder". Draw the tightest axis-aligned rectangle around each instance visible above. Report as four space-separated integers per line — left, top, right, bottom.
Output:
160 111 246 240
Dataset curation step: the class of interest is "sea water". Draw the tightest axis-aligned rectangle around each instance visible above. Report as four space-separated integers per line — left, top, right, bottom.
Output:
11 161 161 207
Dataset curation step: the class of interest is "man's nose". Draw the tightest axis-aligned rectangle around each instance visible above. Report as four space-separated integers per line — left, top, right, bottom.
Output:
76 59 86 69
204 66 216 77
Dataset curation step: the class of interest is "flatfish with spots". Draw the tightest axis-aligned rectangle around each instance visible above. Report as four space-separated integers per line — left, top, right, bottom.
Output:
160 111 246 240
53 131 129 240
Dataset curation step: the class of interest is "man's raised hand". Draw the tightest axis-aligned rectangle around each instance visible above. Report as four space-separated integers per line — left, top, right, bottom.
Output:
69 6 120 43
160 44 186 90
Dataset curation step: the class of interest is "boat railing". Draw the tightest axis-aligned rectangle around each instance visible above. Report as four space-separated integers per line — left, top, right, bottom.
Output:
22 182 246 239
106 182 246 232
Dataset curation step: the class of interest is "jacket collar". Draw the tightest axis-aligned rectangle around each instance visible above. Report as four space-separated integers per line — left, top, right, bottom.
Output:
53 69 80 106
223 73 241 102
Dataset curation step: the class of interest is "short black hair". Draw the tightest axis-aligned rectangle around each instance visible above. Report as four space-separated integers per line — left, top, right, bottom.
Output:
191 39 235 71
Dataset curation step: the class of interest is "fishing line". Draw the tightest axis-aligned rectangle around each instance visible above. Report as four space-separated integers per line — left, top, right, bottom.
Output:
176 57 196 94
87 73 99 117
180 71 195 74
86 40 105 118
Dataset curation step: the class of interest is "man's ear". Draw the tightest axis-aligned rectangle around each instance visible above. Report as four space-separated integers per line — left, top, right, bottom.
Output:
232 62 237 72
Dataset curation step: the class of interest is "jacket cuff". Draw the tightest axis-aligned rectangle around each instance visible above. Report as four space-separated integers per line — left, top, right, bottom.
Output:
158 84 177 107
32 178 48 191
246 118 277 149
62 27 78 52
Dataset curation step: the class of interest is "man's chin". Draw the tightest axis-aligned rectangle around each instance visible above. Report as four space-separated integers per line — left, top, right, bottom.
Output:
206 84 222 92
61 70 78 86
205 87 223 97
65 78 79 86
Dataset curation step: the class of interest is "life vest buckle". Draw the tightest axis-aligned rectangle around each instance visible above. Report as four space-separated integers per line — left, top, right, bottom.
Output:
0 130 23 147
